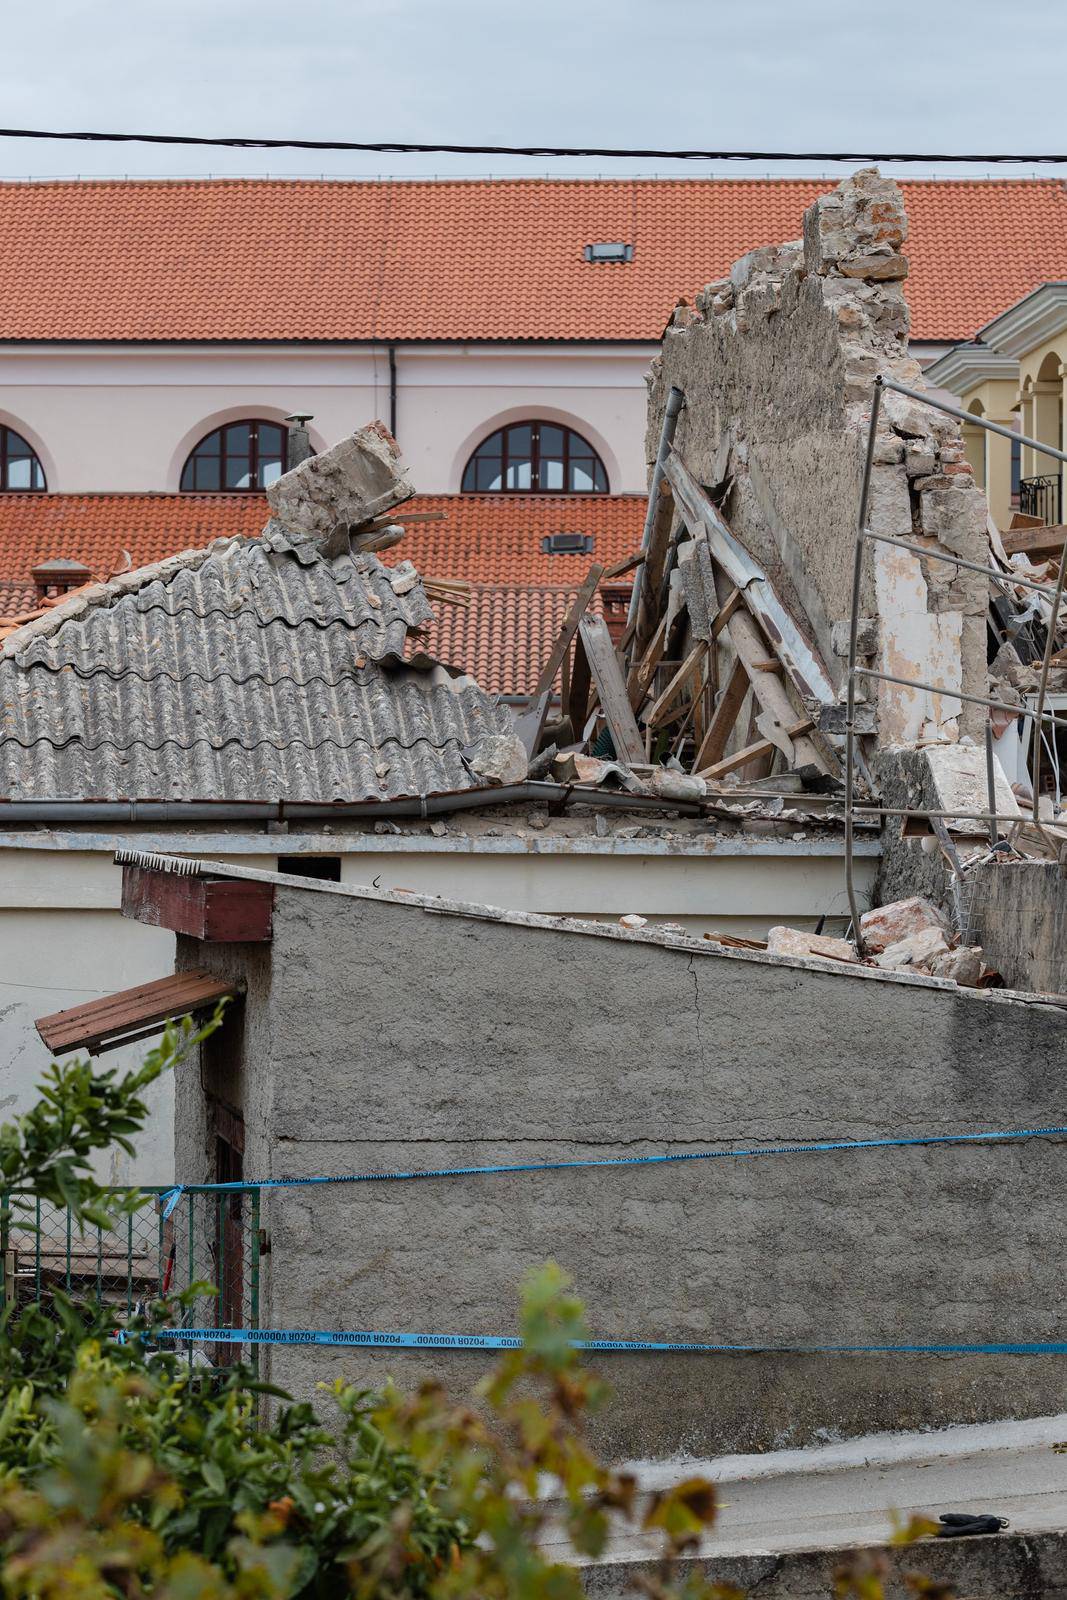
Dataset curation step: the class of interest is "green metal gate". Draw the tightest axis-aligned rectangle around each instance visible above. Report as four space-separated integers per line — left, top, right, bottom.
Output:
0 1186 260 1361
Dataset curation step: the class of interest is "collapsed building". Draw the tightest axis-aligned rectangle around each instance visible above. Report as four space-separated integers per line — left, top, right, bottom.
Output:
15 167 1067 1478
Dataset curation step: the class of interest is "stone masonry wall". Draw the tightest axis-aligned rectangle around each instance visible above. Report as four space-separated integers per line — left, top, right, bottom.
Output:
183 878 1067 1461
646 168 989 745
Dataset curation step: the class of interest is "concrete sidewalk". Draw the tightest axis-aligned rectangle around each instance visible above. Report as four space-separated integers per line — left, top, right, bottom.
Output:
565 1413 1067 1596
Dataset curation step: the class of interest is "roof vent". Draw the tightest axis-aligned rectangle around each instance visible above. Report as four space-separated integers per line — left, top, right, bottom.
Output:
584 242 634 263
32 557 93 600
542 532 594 555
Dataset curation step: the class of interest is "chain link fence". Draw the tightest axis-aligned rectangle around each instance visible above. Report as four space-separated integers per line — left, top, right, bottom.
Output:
0 1187 260 1367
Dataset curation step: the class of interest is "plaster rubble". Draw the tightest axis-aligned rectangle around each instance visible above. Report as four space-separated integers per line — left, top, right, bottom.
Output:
646 167 988 747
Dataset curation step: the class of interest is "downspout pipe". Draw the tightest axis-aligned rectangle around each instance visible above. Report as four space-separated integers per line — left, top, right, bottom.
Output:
388 343 398 439
626 384 684 631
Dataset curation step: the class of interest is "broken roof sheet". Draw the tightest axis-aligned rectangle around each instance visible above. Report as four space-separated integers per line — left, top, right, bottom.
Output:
0 523 514 803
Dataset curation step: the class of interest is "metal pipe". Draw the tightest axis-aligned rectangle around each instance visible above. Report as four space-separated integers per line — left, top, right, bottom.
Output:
1029 534 1067 820
627 385 684 630
984 723 999 847
855 668 1067 731
845 379 883 949
388 343 398 439
0 781 705 826
863 528 1059 599
880 375 1067 468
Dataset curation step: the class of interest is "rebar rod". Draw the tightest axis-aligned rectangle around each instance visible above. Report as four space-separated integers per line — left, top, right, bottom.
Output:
984 724 999 847
879 376 1067 468
1029 540 1067 819
854 668 1067 730
845 381 883 948
863 528 1060 599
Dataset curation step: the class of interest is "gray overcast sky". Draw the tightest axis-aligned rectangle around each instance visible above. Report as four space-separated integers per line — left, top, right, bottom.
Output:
1 0 1066 183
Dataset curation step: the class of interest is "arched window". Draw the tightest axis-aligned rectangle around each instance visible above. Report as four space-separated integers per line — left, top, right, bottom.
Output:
0 426 46 491
462 421 608 493
180 419 287 492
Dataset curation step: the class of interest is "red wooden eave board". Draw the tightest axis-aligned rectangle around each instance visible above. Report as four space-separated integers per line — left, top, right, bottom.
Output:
120 864 274 942
35 970 236 1056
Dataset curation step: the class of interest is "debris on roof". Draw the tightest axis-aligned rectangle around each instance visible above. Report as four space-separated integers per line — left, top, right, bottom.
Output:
0 427 515 804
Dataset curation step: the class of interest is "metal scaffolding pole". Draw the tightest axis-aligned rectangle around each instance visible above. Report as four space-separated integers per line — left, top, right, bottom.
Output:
846 376 1067 950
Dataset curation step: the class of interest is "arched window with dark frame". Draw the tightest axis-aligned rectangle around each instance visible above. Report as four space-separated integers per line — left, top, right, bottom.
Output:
462 421 608 493
0 425 46 491
180 419 288 492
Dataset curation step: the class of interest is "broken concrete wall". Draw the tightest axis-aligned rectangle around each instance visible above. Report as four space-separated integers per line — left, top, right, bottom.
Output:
961 856 1067 995
177 878 1067 1460
646 168 988 745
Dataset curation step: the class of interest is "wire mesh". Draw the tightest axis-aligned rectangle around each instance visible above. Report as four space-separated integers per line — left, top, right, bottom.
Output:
0 1187 260 1367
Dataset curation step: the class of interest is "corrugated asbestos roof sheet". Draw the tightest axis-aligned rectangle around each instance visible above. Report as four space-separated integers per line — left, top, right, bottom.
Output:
0 522 514 803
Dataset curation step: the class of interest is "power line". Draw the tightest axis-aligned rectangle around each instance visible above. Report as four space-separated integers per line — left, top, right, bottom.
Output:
0 128 1064 164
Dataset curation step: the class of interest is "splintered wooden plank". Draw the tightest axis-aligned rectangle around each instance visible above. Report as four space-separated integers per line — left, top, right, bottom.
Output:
697 718 813 780
514 562 605 754
665 452 838 711
630 480 676 664
691 658 748 773
578 614 644 764
1002 524 1066 562
627 611 669 707
567 628 593 731
710 585 742 640
711 564 830 775
645 643 708 729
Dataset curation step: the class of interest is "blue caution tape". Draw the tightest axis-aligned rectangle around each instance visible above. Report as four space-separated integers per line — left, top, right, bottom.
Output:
154 1327 1067 1356
158 1122 1067 1220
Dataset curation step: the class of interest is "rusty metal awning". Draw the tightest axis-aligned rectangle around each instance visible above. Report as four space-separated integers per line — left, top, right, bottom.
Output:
35 971 237 1058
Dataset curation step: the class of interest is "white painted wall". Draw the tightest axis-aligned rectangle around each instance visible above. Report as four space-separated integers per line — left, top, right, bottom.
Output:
0 343 652 495
0 831 877 1185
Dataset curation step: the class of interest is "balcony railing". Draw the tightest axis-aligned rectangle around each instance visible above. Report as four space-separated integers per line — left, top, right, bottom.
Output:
1019 474 1062 525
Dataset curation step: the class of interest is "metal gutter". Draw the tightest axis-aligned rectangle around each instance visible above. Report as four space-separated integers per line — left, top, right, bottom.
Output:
0 782 707 825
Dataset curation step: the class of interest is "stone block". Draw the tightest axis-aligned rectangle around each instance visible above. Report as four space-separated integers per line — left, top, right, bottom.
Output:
860 895 948 954
266 422 414 540
832 618 879 657
874 924 951 972
929 946 984 987
838 251 908 281
904 446 937 478
767 926 858 964
462 733 528 787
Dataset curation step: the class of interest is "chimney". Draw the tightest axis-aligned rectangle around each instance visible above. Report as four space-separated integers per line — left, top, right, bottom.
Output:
285 414 314 468
32 557 93 600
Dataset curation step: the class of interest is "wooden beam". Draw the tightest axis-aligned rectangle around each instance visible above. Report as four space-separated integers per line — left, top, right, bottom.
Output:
712 566 829 774
578 614 645 764
567 629 593 730
697 718 814 780
630 480 676 665
645 643 708 729
121 866 274 942
627 612 669 707
710 586 742 639
691 658 749 773
514 562 604 754
1001 523 1066 562
600 551 644 581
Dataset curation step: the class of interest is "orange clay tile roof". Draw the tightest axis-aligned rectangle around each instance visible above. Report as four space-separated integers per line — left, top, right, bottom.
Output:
418 585 606 698
0 492 643 692
1 177 1066 344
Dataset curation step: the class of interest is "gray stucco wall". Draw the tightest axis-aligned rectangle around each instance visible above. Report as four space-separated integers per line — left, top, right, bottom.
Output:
180 878 1067 1460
